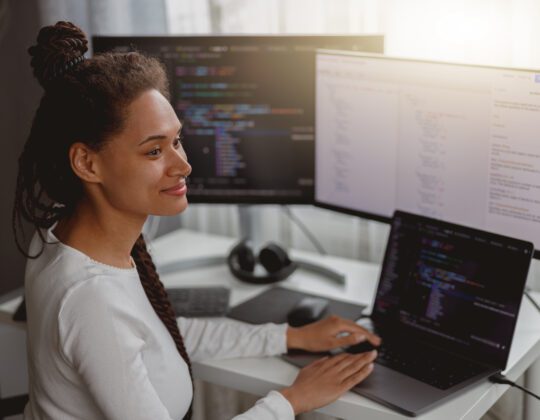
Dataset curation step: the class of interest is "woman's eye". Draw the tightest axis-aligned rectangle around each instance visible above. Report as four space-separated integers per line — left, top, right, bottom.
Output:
173 135 184 148
147 148 161 157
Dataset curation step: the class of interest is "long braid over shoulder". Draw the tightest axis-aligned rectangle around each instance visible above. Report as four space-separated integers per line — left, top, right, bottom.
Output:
131 235 193 419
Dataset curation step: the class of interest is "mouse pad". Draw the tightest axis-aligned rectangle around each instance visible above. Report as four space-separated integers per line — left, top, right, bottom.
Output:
227 286 366 325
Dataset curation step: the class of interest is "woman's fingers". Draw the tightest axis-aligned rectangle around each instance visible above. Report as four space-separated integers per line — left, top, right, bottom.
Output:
319 350 377 378
309 355 330 368
326 315 381 347
283 349 378 414
332 332 367 348
320 352 351 371
336 351 377 377
342 362 375 388
337 318 381 346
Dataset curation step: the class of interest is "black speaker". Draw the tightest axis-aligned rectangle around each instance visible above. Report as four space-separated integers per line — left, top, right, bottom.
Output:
227 240 298 284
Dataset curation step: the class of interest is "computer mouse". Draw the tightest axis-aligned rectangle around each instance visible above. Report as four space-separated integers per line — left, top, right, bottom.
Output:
287 297 329 327
345 340 380 354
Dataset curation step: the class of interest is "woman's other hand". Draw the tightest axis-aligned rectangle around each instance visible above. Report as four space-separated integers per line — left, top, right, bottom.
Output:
280 350 377 415
287 315 381 352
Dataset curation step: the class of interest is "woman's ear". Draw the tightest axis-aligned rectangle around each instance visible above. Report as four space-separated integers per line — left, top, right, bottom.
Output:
69 142 102 183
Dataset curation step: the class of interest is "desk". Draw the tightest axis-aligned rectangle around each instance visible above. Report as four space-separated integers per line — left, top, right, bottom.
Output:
150 228 540 420
2 228 540 420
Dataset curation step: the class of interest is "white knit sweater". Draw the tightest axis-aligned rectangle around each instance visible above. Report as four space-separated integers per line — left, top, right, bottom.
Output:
23 227 294 420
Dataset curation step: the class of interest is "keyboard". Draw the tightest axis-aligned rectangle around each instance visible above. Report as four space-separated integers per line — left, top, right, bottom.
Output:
345 340 486 390
166 287 230 317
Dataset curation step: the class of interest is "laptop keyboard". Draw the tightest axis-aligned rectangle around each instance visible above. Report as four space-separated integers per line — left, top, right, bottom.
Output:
346 340 487 390
166 287 230 317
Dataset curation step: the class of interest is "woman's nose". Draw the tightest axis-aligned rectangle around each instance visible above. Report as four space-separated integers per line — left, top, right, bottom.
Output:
167 149 191 178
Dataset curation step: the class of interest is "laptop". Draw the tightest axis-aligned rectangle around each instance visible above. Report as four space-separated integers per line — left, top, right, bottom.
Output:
282 210 533 416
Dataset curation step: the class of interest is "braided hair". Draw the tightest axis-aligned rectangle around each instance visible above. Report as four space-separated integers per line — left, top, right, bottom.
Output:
132 235 194 419
13 21 193 419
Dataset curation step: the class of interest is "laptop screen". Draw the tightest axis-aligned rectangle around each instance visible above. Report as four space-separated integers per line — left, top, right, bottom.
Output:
372 211 533 369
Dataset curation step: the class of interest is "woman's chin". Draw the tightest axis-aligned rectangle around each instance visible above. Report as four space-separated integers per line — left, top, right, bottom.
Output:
153 199 189 216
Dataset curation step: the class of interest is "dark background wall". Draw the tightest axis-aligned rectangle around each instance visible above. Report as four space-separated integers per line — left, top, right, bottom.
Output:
0 0 41 300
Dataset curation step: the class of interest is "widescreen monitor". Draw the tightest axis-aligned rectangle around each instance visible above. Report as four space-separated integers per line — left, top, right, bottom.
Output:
93 35 384 204
315 50 540 256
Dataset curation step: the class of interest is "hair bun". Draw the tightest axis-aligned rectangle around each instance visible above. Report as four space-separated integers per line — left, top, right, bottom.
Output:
28 21 88 87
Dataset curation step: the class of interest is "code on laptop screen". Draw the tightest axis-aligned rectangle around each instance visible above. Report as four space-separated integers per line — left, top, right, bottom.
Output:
373 211 533 368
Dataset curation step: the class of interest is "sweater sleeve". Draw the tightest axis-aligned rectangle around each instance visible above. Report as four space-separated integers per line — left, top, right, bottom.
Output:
232 391 294 420
58 279 176 420
177 317 288 362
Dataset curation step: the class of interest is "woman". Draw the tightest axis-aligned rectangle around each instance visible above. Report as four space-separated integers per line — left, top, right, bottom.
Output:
13 21 380 420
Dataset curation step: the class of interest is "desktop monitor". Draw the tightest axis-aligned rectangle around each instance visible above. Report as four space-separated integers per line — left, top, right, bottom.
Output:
315 50 540 256
92 35 384 205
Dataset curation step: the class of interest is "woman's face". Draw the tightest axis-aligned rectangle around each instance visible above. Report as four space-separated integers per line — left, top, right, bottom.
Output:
94 89 191 218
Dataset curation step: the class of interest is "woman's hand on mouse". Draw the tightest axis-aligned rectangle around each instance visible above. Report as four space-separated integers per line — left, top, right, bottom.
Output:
286 315 381 352
280 350 377 415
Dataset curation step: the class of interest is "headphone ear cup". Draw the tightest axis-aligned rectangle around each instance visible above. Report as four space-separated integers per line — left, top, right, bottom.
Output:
233 241 256 272
227 240 297 284
259 243 291 273
227 241 254 283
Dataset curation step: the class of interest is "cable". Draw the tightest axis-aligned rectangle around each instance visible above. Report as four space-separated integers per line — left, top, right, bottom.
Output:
489 373 540 401
281 206 328 255
524 288 540 313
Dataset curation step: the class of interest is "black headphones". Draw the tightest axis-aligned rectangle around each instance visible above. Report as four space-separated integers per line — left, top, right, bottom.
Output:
227 240 298 284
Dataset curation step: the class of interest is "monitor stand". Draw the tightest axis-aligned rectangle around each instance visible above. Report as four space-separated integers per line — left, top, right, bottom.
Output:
157 205 346 285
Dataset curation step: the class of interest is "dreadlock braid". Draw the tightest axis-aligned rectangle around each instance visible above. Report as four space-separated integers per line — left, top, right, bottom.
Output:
131 235 194 420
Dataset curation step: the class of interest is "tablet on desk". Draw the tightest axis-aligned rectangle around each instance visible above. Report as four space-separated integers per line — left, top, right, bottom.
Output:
227 286 366 325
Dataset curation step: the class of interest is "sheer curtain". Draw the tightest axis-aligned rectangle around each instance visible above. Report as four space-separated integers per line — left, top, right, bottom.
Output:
164 1 540 419
38 0 169 36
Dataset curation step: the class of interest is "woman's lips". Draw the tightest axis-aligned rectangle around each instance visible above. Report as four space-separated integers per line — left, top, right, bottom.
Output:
162 183 187 196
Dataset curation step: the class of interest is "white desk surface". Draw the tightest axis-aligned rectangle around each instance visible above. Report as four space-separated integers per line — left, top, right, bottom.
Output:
2 228 540 420
150 228 540 420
